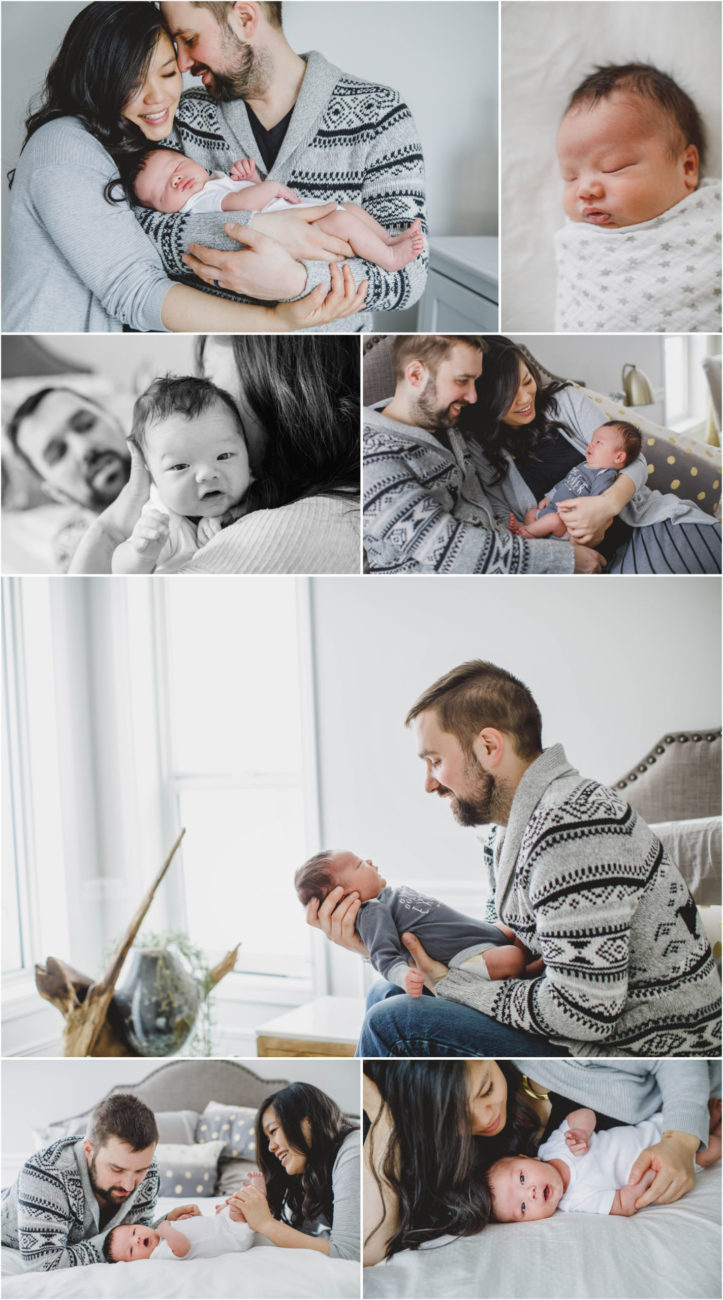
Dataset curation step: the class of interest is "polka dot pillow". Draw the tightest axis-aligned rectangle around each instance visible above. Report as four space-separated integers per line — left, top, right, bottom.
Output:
195 1102 258 1162
155 1139 225 1198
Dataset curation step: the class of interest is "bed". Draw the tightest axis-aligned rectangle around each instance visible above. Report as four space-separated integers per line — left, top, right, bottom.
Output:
2 1060 361 1299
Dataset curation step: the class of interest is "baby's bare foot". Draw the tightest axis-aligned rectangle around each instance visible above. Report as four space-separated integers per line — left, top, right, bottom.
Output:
378 234 421 271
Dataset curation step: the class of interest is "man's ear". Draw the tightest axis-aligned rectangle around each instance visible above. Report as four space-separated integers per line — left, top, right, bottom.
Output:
405 360 428 392
82 1139 93 1165
473 727 506 768
230 2 261 40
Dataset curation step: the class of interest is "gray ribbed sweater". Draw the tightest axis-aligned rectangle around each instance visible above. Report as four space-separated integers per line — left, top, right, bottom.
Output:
136 54 427 332
436 746 721 1056
1 1137 159 1270
300 1129 360 1261
3 118 172 332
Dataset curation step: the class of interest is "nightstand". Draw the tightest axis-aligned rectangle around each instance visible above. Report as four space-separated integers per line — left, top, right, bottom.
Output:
417 236 499 330
255 996 366 1057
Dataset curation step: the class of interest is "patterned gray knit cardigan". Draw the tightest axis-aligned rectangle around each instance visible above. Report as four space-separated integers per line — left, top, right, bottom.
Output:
435 746 721 1056
1 1138 159 1270
136 52 427 330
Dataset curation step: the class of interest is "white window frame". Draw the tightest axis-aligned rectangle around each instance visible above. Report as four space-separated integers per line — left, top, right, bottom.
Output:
664 335 717 437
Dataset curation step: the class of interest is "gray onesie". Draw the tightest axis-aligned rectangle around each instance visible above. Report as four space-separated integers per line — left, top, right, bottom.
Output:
537 464 618 518
355 886 508 988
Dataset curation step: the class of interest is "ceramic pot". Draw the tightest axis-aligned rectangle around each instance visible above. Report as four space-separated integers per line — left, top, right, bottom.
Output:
115 946 200 1055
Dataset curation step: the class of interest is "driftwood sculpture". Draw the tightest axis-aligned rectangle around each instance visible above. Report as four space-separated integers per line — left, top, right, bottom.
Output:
35 830 240 1057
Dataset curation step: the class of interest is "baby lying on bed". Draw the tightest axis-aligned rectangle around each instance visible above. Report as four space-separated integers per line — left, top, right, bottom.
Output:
555 63 721 332
508 421 641 539
105 1206 254 1262
112 374 254 575
129 147 424 274
295 850 542 996
488 1104 722 1221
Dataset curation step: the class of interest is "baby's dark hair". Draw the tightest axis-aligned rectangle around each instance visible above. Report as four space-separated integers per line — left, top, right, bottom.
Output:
602 419 642 466
295 851 338 906
103 1228 121 1263
130 374 244 455
106 144 183 207
564 63 706 168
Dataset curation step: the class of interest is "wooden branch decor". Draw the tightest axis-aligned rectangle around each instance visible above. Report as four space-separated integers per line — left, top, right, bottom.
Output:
35 830 239 1057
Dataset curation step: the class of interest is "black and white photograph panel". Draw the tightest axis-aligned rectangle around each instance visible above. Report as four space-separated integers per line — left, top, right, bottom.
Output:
1 333 361 575
499 0 722 333
1 1056 361 1297
2 575 720 1062
2 0 498 335
362 332 721 574
362 1059 721 1300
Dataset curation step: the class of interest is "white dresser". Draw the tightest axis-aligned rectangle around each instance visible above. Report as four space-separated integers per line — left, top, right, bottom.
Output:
416 235 499 330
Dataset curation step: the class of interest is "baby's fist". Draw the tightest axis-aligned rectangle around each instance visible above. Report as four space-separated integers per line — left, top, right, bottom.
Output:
565 1128 589 1156
404 969 425 998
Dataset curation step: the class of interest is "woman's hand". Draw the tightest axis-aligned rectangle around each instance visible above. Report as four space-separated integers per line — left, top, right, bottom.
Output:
275 264 367 329
556 494 615 544
401 933 448 991
626 1130 700 1208
230 1185 275 1235
250 204 353 262
306 887 369 956
183 224 308 301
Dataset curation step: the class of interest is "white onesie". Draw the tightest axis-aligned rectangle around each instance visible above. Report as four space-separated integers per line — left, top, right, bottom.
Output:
180 172 340 216
140 486 222 574
151 1207 254 1260
538 1114 676 1215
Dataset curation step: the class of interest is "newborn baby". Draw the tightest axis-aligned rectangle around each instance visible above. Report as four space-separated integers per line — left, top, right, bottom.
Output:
488 1104 722 1221
296 850 542 995
509 420 641 539
554 63 721 331
130 148 424 273
112 374 253 575
105 1206 254 1261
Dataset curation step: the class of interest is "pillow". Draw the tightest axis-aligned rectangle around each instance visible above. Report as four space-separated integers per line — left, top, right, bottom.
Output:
698 906 722 970
154 1110 201 1146
217 1158 260 1198
155 1139 225 1198
195 1102 258 1161
650 816 722 905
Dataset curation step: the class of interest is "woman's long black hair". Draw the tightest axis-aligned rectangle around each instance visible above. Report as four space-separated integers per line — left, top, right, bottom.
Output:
255 1083 358 1231
463 335 573 484
195 336 360 522
10 3 170 186
363 1060 540 1258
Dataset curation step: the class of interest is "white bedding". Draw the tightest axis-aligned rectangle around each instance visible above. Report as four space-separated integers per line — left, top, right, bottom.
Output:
500 0 722 331
364 1165 721 1300
3 1197 360 1299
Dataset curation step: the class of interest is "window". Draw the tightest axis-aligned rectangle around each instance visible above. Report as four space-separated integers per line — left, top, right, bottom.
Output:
664 335 717 436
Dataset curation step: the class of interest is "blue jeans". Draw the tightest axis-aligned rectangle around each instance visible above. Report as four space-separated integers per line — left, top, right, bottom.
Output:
356 980 571 1057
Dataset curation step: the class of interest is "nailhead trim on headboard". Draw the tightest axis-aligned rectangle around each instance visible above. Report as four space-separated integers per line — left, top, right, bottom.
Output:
615 729 722 790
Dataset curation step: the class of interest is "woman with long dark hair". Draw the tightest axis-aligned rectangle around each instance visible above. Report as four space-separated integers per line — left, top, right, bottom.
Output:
3 3 363 333
68 334 360 574
363 1060 713 1264
466 337 721 574
227 1083 360 1259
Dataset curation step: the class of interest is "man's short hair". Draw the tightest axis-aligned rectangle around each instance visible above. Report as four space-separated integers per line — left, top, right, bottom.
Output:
564 63 706 167
191 1 283 29
602 420 642 467
391 335 487 383
405 660 543 760
87 1094 158 1152
130 374 242 453
294 851 336 906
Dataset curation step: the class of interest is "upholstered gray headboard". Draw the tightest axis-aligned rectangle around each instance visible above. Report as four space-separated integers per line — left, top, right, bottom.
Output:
109 1059 289 1112
614 729 721 824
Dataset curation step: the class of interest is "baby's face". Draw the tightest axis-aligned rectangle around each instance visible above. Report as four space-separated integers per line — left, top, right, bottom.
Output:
489 1156 563 1222
585 425 627 470
557 94 698 227
328 852 386 901
111 1224 160 1261
144 401 251 518
135 150 211 213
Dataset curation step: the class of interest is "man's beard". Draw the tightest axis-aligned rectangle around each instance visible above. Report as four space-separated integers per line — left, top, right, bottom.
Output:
82 449 130 508
195 27 270 101
440 755 505 827
414 377 465 435
89 1154 130 1207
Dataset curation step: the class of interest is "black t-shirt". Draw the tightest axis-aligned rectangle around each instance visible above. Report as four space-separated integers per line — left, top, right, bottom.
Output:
247 103 293 172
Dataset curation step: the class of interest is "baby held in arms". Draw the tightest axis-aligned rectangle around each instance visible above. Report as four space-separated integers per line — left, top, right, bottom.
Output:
488 1104 722 1221
129 147 424 274
508 421 641 539
295 850 542 995
112 375 254 575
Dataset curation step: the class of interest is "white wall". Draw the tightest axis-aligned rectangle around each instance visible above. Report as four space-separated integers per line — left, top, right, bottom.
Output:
511 334 666 406
311 574 721 888
2 1058 360 1162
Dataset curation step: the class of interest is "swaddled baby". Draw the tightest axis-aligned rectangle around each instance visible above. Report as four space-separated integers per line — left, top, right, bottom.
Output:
555 63 721 332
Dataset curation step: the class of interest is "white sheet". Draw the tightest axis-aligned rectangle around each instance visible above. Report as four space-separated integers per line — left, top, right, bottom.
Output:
364 1164 721 1300
500 0 722 331
3 1197 360 1299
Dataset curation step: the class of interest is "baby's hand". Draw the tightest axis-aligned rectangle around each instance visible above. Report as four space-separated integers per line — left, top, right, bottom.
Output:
231 158 261 183
565 1128 590 1156
404 968 425 998
111 506 169 574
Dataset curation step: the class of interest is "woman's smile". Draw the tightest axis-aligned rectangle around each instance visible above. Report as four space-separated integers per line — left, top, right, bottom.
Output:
502 359 538 428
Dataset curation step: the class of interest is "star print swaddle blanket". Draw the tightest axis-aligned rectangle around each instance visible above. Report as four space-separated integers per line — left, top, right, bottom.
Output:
555 178 722 332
